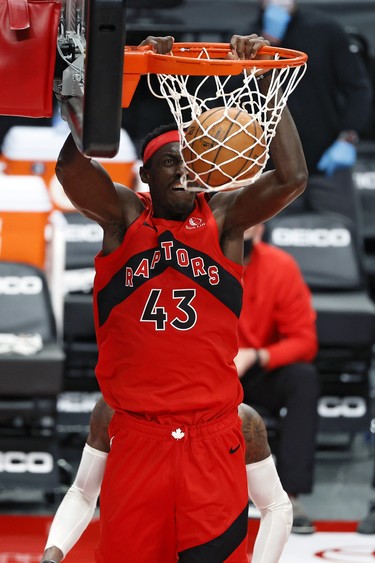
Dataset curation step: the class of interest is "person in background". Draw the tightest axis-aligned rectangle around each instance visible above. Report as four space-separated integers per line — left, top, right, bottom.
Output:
357 499 375 535
249 0 373 245
235 224 320 534
41 399 292 563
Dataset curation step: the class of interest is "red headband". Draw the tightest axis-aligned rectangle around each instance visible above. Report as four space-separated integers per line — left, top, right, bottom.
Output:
143 130 180 165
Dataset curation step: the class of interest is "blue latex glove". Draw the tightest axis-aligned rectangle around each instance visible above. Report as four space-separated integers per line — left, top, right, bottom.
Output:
262 4 292 41
317 140 357 177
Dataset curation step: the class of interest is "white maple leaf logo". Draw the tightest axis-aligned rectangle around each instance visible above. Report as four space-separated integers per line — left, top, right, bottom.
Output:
171 428 185 440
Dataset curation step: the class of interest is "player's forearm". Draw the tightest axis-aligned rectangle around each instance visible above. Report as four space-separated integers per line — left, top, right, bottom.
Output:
43 445 108 558
247 456 292 563
55 133 123 224
258 71 307 196
271 105 307 195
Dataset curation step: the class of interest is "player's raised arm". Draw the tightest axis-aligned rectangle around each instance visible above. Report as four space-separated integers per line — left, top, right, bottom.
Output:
213 34 307 232
55 132 144 253
54 36 175 243
232 82 307 223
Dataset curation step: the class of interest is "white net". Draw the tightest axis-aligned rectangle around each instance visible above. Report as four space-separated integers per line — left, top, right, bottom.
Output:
147 51 306 192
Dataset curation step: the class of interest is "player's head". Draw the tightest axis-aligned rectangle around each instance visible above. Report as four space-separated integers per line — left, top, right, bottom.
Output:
139 124 196 219
140 123 180 168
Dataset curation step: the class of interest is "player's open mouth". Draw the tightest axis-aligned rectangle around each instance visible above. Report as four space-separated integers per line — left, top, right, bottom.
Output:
172 185 185 191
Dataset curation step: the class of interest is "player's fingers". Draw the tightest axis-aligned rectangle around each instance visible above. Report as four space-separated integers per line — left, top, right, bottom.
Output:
230 34 270 60
226 51 240 61
246 37 271 60
229 34 249 59
139 35 174 54
155 35 175 54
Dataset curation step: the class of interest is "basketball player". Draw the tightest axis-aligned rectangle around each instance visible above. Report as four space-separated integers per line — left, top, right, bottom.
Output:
55 33 307 562
41 400 291 563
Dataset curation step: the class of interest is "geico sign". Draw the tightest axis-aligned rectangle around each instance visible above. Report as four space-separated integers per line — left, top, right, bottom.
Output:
0 276 43 295
66 223 102 243
271 228 351 247
0 451 53 473
318 396 367 418
57 391 101 413
353 170 375 190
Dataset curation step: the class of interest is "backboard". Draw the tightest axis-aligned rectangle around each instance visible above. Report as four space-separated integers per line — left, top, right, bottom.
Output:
55 0 128 157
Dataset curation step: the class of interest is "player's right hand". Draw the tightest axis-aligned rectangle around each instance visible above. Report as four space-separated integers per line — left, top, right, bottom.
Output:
139 35 174 54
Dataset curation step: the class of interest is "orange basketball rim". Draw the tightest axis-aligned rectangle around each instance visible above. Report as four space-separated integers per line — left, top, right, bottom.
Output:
122 42 308 108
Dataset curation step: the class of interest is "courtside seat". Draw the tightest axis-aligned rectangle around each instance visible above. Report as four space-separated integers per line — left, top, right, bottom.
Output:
0 261 64 500
266 212 375 434
1 125 138 201
0 261 64 412
62 212 101 391
353 140 375 298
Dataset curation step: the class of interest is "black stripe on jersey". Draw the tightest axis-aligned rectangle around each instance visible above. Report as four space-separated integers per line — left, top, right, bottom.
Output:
97 230 243 326
178 504 249 562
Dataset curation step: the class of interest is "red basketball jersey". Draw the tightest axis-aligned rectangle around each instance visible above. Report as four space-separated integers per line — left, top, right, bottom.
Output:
93 193 244 424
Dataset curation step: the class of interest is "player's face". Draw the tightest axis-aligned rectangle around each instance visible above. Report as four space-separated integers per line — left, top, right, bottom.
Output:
143 142 196 219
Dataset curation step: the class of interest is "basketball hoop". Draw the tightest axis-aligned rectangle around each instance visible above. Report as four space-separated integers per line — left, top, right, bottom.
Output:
55 0 126 157
123 43 307 191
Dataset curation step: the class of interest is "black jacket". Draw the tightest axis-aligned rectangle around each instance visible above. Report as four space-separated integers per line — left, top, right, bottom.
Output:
248 7 373 174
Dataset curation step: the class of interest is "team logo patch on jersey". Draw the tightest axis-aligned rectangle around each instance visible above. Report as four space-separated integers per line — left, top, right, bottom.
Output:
186 217 206 230
171 428 185 440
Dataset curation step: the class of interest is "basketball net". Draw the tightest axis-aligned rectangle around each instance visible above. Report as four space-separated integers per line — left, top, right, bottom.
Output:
147 50 306 192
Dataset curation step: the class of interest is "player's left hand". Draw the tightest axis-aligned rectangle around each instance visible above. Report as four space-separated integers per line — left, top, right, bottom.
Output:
139 35 174 54
229 34 271 61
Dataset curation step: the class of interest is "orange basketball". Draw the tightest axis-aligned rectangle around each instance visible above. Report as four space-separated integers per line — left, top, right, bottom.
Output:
182 106 266 189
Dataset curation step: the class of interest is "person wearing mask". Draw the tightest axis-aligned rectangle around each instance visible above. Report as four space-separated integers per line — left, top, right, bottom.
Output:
249 0 373 245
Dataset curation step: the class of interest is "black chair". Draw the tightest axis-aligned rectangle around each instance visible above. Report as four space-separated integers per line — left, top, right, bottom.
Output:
58 213 101 442
0 261 65 500
62 211 101 389
353 140 375 299
265 211 375 436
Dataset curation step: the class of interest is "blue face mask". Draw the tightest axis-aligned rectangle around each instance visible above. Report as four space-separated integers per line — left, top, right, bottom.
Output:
262 4 292 41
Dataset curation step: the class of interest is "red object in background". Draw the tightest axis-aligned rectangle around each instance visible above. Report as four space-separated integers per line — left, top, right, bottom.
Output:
0 514 100 562
0 0 61 118
0 514 360 562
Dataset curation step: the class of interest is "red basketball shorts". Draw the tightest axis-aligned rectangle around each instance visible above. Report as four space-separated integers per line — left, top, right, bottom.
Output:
96 409 249 562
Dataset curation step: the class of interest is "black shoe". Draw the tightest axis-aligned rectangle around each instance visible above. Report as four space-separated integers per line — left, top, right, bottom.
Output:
290 497 316 534
357 501 375 534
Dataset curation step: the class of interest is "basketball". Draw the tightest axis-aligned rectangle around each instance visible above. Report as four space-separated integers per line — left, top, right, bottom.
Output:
182 106 266 189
